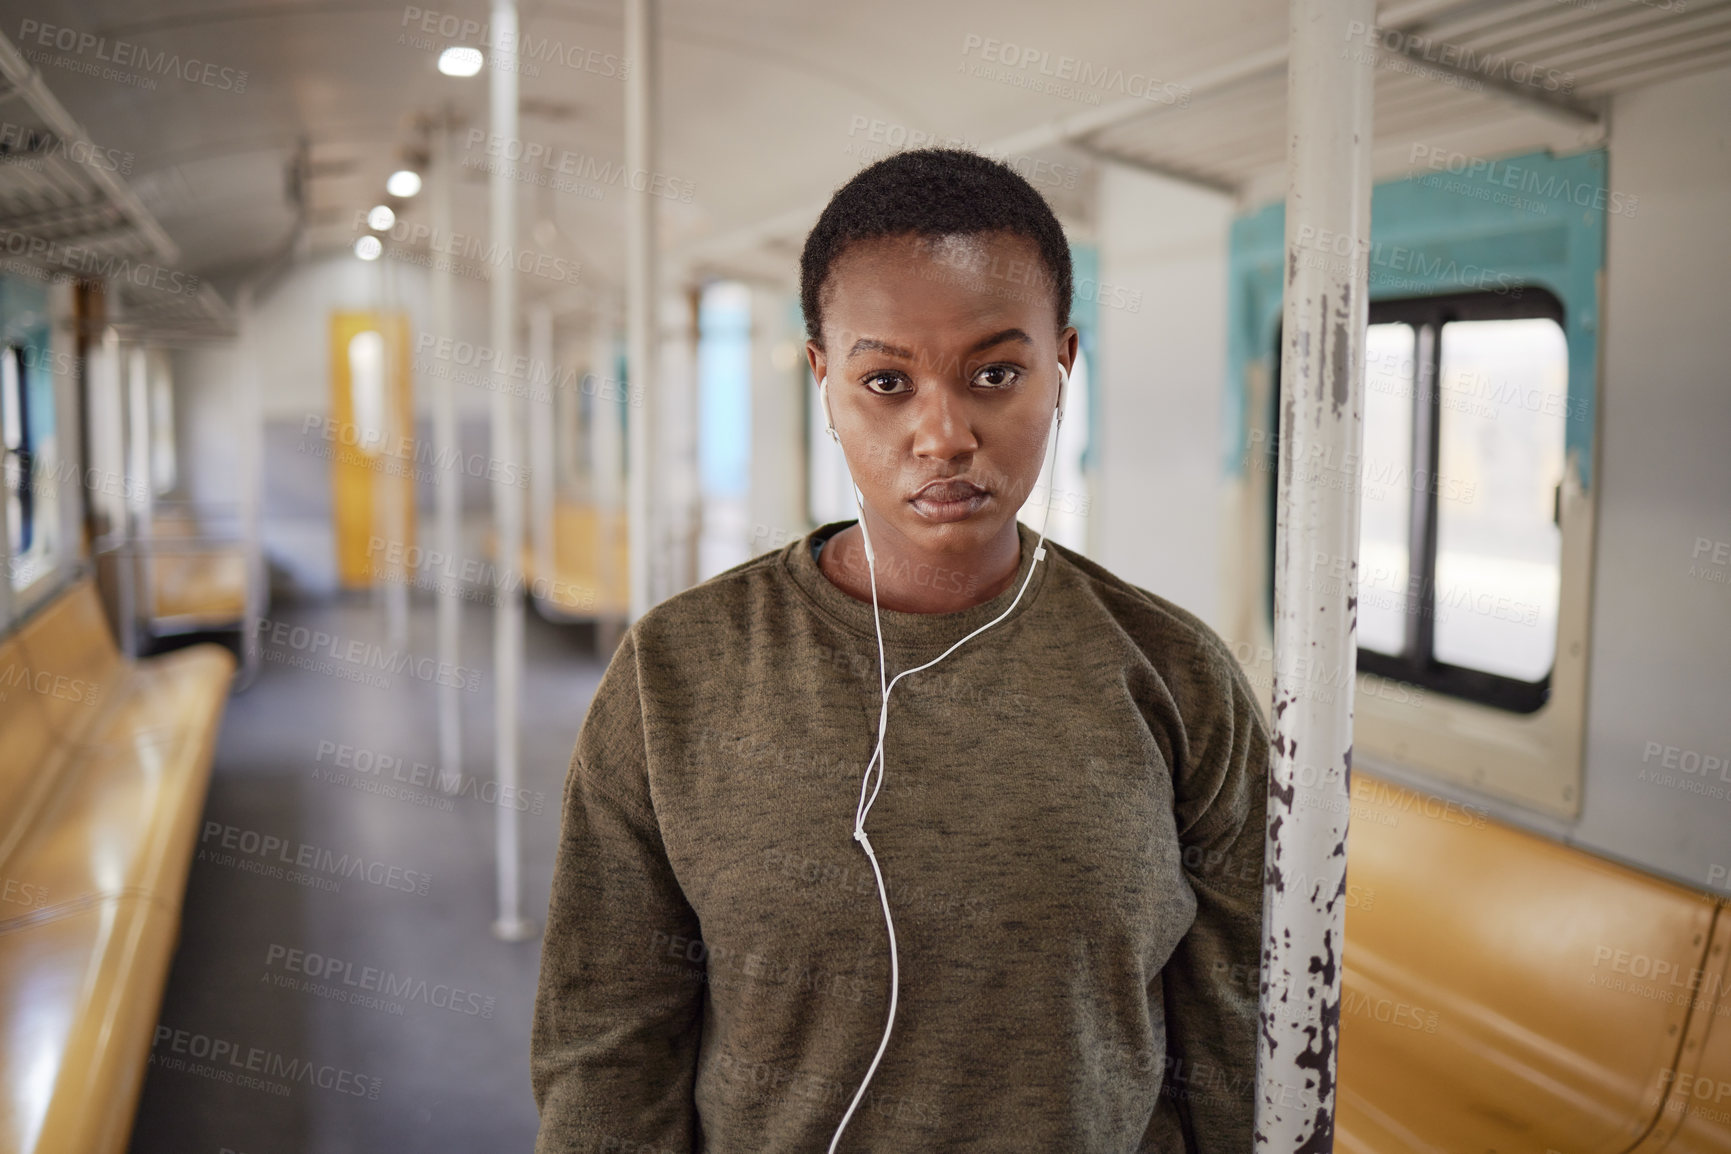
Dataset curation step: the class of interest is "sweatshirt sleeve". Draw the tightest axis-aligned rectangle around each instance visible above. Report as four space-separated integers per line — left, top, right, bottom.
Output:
1156 635 1269 1153
531 630 706 1154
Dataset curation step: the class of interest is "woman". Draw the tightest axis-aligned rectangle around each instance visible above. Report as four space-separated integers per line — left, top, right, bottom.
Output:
530 147 1267 1153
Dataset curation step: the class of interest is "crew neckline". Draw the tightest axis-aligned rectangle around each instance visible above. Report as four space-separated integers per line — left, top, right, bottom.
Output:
783 518 1051 647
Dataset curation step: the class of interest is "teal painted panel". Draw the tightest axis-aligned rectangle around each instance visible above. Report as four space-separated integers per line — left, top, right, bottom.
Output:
0 274 54 449
1225 149 1606 490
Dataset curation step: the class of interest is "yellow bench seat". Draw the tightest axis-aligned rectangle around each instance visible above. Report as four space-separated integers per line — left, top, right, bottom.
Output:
0 578 233 1154
1339 773 1730 1152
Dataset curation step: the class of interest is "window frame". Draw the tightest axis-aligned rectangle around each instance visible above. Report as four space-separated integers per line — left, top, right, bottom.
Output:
2 343 34 558
1269 286 1569 715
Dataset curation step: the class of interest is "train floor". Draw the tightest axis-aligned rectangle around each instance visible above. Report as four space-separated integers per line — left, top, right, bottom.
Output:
127 593 608 1154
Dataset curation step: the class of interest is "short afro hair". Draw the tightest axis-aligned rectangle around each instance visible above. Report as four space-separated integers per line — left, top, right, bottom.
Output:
799 147 1072 345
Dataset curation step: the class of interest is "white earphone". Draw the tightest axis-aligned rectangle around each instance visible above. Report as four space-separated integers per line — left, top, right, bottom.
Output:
819 360 1068 1152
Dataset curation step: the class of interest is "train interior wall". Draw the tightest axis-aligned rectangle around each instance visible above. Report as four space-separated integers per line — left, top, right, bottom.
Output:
154 66 1731 887
1304 63 1731 894
1574 65 1731 890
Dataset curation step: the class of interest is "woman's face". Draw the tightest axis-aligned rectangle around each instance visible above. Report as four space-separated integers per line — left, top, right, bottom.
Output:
805 230 1078 559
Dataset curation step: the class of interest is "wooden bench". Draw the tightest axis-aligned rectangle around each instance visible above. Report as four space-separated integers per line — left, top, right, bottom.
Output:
1338 772 1731 1152
0 575 234 1154
143 509 251 633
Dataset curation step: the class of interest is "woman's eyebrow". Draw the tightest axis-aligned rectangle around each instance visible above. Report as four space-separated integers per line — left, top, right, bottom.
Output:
845 328 1033 361
846 337 915 359
967 328 1034 355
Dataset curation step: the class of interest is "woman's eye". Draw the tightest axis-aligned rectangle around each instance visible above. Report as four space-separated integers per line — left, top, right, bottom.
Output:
974 365 1020 389
863 374 910 395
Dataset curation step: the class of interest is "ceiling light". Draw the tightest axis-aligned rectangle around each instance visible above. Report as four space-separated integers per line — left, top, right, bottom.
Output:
367 205 396 231
355 236 383 261
438 46 484 77
386 169 422 198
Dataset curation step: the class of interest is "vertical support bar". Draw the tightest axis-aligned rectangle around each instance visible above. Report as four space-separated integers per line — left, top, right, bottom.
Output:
49 280 80 602
624 0 658 621
124 344 152 657
1405 325 1437 663
489 0 533 942
528 303 555 603
1256 0 1373 1149
380 252 410 647
0 349 12 627
668 287 700 590
236 286 264 687
590 316 626 636
431 114 464 782
590 317 624 513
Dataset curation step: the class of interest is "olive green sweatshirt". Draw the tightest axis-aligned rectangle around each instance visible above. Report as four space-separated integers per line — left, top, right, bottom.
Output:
530 520 1269 1153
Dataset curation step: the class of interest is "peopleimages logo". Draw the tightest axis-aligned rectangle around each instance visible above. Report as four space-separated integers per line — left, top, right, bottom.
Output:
255 613 485 692
151 1024 381 1099
16 19 249 92
298 414 530 488
398 7 630 80
199 820 434 897
959 34 1192 107
0 228 201 296
1344 20 1575 94
463 130 694 203
353 210 581 285
264 943 496 1018
0 122 133 176
1408 144 1639 217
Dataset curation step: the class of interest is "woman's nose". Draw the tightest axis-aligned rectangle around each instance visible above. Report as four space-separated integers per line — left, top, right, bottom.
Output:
908 383 980 461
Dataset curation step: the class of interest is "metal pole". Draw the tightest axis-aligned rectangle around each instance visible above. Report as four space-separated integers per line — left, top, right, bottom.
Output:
125 344 152 657
624 0 658 621
489 0 533 942
1256 0 1372 1149
431 114 464 785
528 303 555 607
590 316 625 634
0 349 12 624
590 317 623 513
380 250 409 648
236 286 263 688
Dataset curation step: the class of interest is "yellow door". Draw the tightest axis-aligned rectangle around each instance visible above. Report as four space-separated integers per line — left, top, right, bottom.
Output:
329 312 414 588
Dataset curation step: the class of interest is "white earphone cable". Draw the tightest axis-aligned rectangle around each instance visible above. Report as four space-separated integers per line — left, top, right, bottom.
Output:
823 368 1066 1153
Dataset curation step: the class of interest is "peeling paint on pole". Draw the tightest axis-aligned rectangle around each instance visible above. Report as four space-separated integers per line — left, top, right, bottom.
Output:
1256 0 1373 1150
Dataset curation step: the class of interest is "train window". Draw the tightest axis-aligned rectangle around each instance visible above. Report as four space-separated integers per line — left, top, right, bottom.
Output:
697 281 751 578
1272 288 1568 713
1358 322 1415 658
348 331 387 450
150 364 177 496
1431 318 1567 683
2 345 32 560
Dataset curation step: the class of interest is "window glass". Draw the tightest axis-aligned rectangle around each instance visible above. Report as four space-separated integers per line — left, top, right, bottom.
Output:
150 362 177 495
3 339 57 592
1 346 25 560
697 281 752 579
348 331 387 451
1356 323 1414 657
1431 318 1567 681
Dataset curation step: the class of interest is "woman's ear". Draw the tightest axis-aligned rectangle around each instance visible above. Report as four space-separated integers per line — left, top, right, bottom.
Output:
1058 325 1080 379
804 339 827 386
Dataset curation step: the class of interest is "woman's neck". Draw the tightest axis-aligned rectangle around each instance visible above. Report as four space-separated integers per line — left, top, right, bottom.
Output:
816 518 1023 613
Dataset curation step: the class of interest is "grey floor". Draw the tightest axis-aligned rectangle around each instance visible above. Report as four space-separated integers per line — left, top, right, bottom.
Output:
127 593 609 1154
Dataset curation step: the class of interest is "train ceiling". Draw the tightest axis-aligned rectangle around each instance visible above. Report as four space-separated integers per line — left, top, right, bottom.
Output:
0 0 1728 338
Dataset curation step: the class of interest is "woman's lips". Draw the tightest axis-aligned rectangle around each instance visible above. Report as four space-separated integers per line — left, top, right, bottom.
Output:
909 479 989 522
